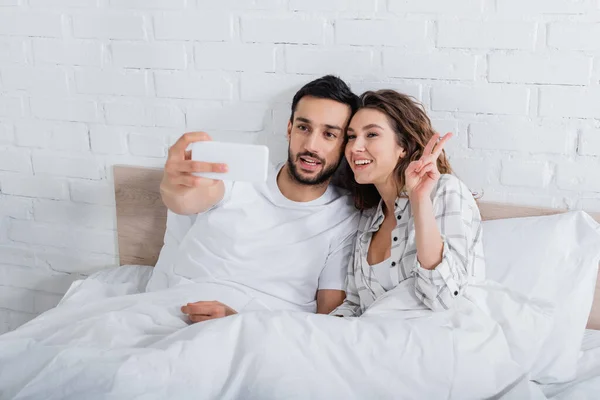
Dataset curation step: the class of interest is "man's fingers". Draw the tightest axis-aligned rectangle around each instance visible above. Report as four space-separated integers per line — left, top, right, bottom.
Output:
168 132 212 160
173 161 228 174
189 314 216 323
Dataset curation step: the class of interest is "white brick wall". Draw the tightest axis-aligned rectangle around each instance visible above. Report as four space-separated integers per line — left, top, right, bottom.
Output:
0 1 599 334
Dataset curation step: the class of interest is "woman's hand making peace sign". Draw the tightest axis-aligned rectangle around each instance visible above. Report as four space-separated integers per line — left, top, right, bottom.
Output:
405 132 453 201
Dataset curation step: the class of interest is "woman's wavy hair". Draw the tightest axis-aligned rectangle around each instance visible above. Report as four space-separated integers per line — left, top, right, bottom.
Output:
339 90 453 210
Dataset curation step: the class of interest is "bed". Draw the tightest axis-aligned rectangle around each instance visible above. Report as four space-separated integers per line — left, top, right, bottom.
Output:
0 165 598 400
114 165 600 330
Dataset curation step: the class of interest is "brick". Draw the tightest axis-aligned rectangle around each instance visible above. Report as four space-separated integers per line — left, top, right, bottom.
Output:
9 220 116 254
154 104 185 127
36 248 118 273
437 21 536 50
383 51 476 80
155 72 233 100
34 199 115 230
89 125 128 155
129 133 167 158
33 38 102 66
289 0 377 12
0 264 74 294
336 20 427 47
187 103 268 132
285 47 375 75
195 43 277 72
0 38 26 64
104 101 147 126
290 0 377 11
0 11 62 37
469 121 571 154
111 42 187 70
69 180 115 206
31 97 100 123
241 17 324 44
75 69 148 96
0 148 32 173
0 122 14 144
579 129 600 156
154 13 231 41
104 100 184 127
497 0 595 14
240 73 314 102
32 153 104 179
72 13 145 40
1 66 69 95
0 96 23 118
30 0 97 5
432 85 529 115
0 195 33 219
110 0 185 8
500 160 551 188
548 23 600 51
557 159 600 192
389 0 483 13
348 81 422 101
449 156 499 189
15 120 89 151
0 245 36 268
0 174 69 200
489 53 591 85
539 87 600 118
196 0 287 9
0 286 35 313
126 127 171 158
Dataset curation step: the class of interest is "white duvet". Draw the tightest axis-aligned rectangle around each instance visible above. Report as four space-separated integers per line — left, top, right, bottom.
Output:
0 266 557 400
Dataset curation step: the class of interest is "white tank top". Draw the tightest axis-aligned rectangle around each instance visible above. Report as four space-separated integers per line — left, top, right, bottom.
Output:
368 257 395 291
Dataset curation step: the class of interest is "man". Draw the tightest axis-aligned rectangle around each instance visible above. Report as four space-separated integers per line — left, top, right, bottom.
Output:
159 76 360 323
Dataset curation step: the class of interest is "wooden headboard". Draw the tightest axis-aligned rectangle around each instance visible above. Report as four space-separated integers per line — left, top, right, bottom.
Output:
114 165 600 329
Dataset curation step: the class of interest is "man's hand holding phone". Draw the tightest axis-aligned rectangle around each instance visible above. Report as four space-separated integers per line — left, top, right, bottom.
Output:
160 132 228 215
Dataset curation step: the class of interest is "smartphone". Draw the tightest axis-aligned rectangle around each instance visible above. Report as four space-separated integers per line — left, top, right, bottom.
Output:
190 141 269 183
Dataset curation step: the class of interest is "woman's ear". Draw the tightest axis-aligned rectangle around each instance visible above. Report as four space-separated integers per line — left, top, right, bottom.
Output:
398 147 407 159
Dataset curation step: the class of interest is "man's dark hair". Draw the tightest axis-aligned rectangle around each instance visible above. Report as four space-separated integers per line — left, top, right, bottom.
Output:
290 75 359 122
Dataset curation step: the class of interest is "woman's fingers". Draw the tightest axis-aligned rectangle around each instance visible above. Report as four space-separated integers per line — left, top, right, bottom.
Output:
418 162 439 179
432 132 453 158
422 133 440 156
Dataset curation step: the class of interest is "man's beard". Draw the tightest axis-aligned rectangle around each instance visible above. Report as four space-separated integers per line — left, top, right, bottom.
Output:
287 148 340 186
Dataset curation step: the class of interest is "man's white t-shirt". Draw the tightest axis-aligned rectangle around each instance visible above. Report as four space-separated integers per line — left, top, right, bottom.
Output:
155 163 360 313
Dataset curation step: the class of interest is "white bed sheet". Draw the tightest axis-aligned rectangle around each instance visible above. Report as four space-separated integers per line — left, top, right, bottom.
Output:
542 329 600 399
56 266 600 399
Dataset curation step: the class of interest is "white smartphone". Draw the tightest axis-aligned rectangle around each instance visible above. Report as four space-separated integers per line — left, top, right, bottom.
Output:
190 141 269 183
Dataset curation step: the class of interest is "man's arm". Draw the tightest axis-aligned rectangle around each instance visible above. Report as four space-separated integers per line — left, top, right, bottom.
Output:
161 132 227 215
316 290 346 314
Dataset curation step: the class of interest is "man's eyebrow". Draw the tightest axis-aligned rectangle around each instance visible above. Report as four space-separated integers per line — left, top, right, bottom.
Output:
295 117 342 131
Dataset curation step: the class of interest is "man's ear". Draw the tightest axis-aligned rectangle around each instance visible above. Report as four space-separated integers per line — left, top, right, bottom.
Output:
287 120 292 140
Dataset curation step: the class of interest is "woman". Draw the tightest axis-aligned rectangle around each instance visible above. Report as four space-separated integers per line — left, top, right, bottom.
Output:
331 90 485 317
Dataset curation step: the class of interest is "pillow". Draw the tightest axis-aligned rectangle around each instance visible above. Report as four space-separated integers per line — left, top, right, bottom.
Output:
482 211 600 384
145 210 196 292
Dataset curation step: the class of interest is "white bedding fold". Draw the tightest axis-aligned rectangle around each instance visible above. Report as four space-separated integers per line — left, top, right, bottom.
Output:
0 276 559 400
